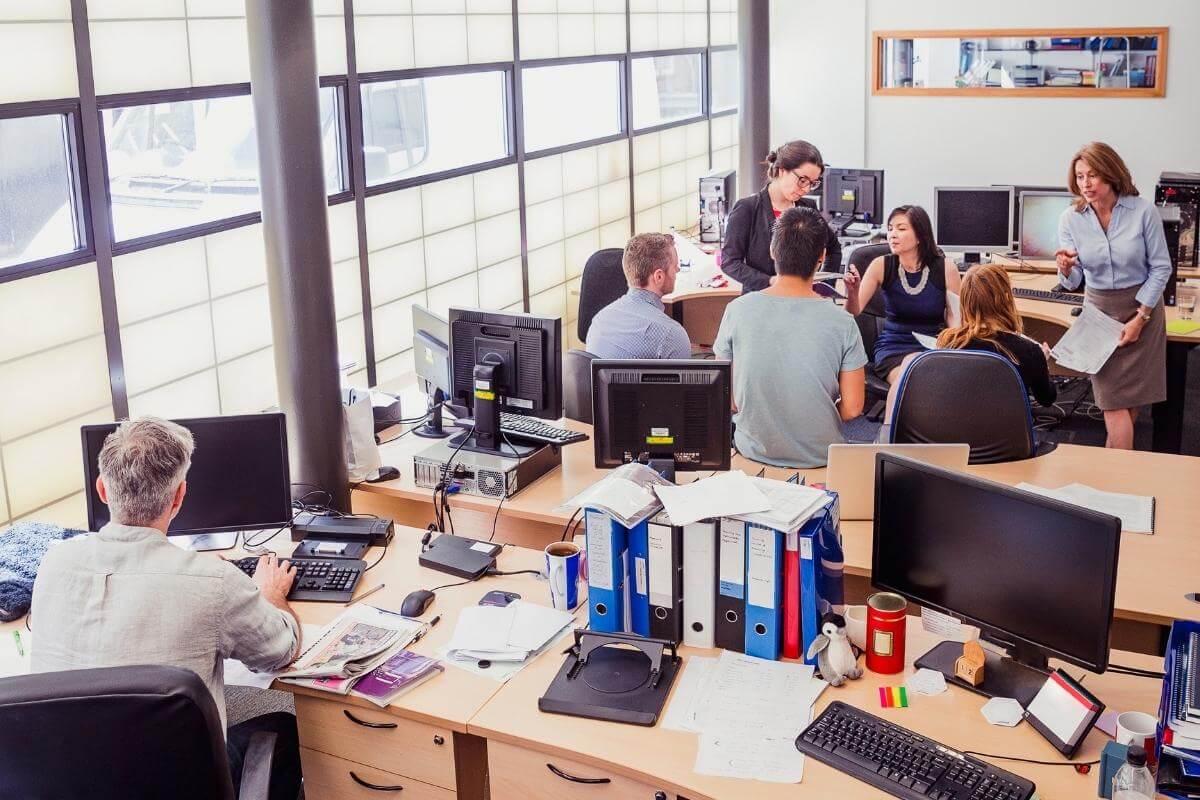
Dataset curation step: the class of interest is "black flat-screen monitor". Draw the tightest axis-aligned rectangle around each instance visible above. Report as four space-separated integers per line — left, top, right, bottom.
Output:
448 307 562 421
592 359 732 476
934 186 1013 255
81 413 292 535
823 168 886 223
872 454 1120 684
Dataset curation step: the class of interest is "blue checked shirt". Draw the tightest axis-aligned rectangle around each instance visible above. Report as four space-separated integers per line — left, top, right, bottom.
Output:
585 287 692 360
1057 194 1173 308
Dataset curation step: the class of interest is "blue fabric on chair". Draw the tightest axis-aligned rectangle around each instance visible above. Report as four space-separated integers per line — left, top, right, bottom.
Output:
889 349 1045 464
0 521 84 621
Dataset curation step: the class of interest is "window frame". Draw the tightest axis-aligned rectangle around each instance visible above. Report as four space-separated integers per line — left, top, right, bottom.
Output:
518 53 628 158
0 99 93 282
629 47 708 135
708 44 739 117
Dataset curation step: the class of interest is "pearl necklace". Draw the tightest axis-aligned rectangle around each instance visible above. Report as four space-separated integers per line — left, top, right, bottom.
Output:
898 263 929 296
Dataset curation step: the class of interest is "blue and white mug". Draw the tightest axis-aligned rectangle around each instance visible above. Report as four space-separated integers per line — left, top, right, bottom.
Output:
544 541 581 611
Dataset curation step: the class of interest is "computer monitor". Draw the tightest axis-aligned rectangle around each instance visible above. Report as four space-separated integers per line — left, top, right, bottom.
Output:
1018 191 1074 259
82 413 292 550
823 168 886 228
996 184 1063 244
872 454 1120 706
412 304 454 438
591 359 732 480
934 186 1013 264
448 307 562 457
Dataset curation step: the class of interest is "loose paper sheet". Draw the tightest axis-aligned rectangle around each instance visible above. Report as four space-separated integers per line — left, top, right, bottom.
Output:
1015 482 1153 534
661 656 717 733
1049 303 1124 374
654 471 770 526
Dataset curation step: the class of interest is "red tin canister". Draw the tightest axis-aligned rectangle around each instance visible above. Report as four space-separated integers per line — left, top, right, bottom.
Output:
866 592 908 674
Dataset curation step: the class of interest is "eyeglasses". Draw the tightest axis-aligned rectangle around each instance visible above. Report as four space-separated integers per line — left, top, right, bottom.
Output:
792 171 821 191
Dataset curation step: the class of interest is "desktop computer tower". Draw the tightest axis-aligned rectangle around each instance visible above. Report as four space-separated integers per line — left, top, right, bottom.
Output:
699 169 736 244
1156 171 1199 268
1159 204 1181 306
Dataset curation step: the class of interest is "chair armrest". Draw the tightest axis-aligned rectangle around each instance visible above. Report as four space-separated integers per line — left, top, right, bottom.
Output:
237 731 277 800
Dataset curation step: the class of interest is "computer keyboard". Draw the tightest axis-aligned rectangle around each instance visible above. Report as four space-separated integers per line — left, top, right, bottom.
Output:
498 413 589 446
796 701 1036 800
1012 287 1084 306
231 556 367 603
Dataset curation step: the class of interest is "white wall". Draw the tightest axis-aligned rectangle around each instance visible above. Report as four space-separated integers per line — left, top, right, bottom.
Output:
771 0 1200 215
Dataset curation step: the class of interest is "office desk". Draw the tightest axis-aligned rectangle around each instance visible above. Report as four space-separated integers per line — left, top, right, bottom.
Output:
663 233 740 345
994 252 1200 280
470 615 1165 800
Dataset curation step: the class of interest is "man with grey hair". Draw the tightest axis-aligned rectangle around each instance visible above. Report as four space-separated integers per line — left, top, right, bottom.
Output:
585 232 692 359
32 416 303 800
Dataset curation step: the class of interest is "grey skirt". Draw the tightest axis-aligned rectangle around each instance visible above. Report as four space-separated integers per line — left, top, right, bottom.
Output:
1085 284 1166 411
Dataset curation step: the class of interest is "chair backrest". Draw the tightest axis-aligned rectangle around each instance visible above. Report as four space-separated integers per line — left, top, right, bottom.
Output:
889 350 1036 464
848 244 891 360
577 248 626 344
0 665 235 800
563 349 599 423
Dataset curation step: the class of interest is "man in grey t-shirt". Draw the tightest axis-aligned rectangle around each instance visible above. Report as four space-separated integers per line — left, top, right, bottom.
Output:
714 206 866 467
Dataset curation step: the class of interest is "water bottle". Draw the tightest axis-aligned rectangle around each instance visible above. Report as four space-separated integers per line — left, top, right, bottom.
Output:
1111 745 1155 800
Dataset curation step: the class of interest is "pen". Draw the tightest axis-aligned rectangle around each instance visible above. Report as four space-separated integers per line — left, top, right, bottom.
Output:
411 616 441 645
13 630 24 657
346 583 385 607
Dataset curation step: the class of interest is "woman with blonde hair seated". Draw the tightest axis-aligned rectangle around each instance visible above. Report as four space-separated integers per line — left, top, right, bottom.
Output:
936 263 1057 407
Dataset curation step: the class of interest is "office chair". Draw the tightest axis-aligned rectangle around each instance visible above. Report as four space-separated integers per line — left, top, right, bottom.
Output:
564 348 598 423
0 665 276 800
847 243 892 419
576 248 626 344
889 349 1053 464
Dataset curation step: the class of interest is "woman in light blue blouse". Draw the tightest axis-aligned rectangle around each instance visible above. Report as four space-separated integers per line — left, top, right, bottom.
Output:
1056 142 1171 450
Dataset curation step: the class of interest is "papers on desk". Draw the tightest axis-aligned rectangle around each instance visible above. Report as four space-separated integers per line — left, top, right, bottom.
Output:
729 476 831 531
666 650 827 783
654 471 770 526
440 600 575 681
1016 482 1155 534
559 462 669 527
1049 302 1124 374
280 606 428 695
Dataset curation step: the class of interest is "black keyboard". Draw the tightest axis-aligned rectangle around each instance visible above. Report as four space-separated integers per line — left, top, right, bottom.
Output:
498 413 589 446
231 556 367 603
796 701 1035 800
1012 287 1084 306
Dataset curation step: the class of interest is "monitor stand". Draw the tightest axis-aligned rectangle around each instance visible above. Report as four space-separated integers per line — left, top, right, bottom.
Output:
914 639 1050 708
172 532 239 552
449 372 539 458
413 389 451 439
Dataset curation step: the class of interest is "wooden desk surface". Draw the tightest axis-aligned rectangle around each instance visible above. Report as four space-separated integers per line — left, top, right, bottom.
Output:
663 231 741 304
994 252 1200 281
469 616 1165 800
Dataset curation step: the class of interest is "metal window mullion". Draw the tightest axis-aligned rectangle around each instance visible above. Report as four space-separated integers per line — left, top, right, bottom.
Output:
624 0 635 236
70 0 128 420
512 0 531 312
343 0 378 387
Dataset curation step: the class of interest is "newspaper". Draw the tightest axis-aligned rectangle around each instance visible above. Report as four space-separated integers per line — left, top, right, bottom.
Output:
557 462 671 527
280 605 426 682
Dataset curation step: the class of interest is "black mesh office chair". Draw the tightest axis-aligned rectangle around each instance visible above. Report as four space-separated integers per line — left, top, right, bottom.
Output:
0 665 276 800
576 248 626 344
846 244 892 419
564 349 598 423
889 350 1053 464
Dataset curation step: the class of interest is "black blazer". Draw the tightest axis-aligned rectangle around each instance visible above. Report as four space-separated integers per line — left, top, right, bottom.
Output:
719 187 842 292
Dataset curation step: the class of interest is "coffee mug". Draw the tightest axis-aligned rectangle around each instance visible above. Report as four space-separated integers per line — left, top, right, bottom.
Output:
845 605 868 651
1115 711 1158 767
545 541 582 611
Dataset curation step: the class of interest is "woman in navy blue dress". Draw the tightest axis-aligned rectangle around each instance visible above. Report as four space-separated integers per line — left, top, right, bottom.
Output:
844 205 961 416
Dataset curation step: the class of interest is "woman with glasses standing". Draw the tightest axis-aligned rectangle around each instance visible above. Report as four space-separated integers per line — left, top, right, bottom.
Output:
720 140 842 292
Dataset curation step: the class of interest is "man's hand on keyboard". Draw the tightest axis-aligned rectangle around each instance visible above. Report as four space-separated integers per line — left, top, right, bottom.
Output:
254 553 296 605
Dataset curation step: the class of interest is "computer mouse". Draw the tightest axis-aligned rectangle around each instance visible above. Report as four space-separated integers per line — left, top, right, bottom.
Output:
400 589 436 617
366 465 400 483
1071 306 1083 317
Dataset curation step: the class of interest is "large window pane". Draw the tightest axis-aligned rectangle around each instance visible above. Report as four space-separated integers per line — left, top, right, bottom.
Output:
522 60 622 153
0 114 82 269
710 48 739 113
104 88 346 241
632 53 703 130
361 71 509 187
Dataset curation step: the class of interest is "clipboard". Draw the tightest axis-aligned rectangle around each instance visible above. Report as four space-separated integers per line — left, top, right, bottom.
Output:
1023 668 1106 758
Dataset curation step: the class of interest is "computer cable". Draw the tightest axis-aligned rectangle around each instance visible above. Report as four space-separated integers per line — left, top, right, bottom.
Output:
1107 663 1166 679
363 535 388 572
559 508 582 543
486 430 524 542
432 423 474 534
961 750 1098 775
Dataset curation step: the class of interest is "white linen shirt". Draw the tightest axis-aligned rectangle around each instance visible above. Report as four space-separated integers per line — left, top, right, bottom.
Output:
31 522 299 731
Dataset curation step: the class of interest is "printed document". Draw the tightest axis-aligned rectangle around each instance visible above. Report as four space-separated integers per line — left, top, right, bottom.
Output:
1016 482 1154 534
1050 303 1124 374
654 471 770 526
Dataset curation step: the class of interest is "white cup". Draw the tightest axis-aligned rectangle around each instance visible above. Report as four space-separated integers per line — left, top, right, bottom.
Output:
1115 711 1158 766
845 605 868 650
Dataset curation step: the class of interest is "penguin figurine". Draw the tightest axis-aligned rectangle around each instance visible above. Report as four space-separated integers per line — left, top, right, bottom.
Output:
805 612 863 687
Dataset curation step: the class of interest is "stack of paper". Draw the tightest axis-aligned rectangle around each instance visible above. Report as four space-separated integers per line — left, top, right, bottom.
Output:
1016 482 1154 534
665 650 827 784
1050 303 1124 374
558 462 670 527
653 471 771 526
730 477 831 531
443 600 574 667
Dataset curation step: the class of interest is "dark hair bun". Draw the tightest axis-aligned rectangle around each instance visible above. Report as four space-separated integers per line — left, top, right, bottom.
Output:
765 150 777 162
